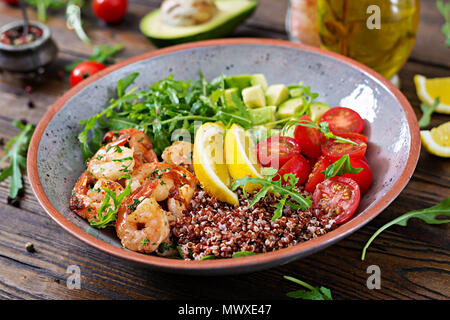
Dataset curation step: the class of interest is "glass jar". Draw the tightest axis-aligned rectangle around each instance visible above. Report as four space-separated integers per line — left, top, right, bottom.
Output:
317 0 420 80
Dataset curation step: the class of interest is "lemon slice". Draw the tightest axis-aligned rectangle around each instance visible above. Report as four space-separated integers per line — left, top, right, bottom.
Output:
420 121 450 158
193 122 238 205
225 124 262 192
414 75 450 114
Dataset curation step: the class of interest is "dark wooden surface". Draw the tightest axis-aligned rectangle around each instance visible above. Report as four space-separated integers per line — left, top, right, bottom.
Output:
0 0 449 300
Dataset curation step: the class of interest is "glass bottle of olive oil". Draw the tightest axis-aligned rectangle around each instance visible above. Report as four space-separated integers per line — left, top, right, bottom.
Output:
317 0 420 80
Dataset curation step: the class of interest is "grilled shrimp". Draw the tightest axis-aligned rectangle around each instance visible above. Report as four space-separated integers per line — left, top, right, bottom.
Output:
69 171 124 222
161 141 193 172
126 162 197 223
116 180 171 253
88 139 135 181
103 128 158 167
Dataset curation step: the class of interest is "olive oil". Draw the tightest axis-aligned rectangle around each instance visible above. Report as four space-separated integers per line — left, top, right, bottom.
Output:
318 0 420 79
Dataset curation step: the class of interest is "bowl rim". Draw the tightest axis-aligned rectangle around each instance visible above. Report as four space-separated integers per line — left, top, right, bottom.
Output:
27 38 420 273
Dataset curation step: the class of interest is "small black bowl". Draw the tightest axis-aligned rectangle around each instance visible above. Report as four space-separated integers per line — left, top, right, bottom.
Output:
0 20 58 78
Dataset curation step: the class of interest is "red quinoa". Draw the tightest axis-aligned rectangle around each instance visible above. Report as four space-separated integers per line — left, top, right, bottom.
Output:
172 188 337 260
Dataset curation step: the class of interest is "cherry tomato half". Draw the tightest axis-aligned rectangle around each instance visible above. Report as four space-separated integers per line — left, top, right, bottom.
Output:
339 132 368 143
92 0 128 23
320 106 364 135
294 115 323 159
343 158 373 194
321 136 367 163
70 61 106 87
304 156 330 193
313 176 361 224
274 154 311 186
256 136 301 169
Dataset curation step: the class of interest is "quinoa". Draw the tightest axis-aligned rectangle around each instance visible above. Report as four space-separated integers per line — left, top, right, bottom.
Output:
172 188 337 260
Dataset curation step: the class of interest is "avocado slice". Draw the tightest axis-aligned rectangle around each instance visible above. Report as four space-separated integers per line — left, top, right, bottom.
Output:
224 88 240 105
224 75 253 92
308 102 330 122
242 85 266 109
248 106 277 127
278 97 305 119
140 0 258 47
250 74 268 91
266 84 289 106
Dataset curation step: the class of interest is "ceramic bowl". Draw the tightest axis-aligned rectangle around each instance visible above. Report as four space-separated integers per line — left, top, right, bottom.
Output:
28 39 420 275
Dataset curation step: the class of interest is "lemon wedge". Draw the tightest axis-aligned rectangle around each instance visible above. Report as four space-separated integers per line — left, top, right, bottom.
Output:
224 123 263 192
420 121 450 158
193 122 238 205
414 75 450 114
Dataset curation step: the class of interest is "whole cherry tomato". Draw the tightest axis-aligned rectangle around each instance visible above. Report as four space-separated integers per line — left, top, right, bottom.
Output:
274 154 311 186
294 115 323 159
92 0 128 23
70 61 106 87
343 158 373 194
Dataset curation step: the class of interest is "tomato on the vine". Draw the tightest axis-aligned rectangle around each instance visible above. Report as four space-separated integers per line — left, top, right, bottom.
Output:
320 106 364 134
92 0 128 23
313 176 361 224
256 136 301 169
70 61 106 87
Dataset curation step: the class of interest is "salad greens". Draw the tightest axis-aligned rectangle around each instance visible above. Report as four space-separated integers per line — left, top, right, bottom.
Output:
64 43 124 72
284 276 333 300
437 0 450 46
231 167 312 222
0 121 35 199
322 155 362 180
418 97 440 128
78 72 317 161
361 197 450 260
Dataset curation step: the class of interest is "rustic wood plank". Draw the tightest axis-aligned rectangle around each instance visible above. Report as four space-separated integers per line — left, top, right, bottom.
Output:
0 196 448 300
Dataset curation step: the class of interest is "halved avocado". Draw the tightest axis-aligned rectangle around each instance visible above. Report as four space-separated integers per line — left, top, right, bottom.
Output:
140 0 258 47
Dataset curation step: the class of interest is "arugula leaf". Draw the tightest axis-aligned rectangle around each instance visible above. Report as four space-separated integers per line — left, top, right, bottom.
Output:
66 1 90 44
78 72 256 159
65 43 123 73
418 97 440 128
322 155 363 179
437 0 450 46
232 251 257 258
231 171 312 222
284 276 333 300
0 121 35 199
199 255 218 260
25 0 67 22
361 197 450 260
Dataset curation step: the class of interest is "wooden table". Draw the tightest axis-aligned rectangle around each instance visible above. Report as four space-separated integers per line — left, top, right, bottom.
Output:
0 0 449 300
